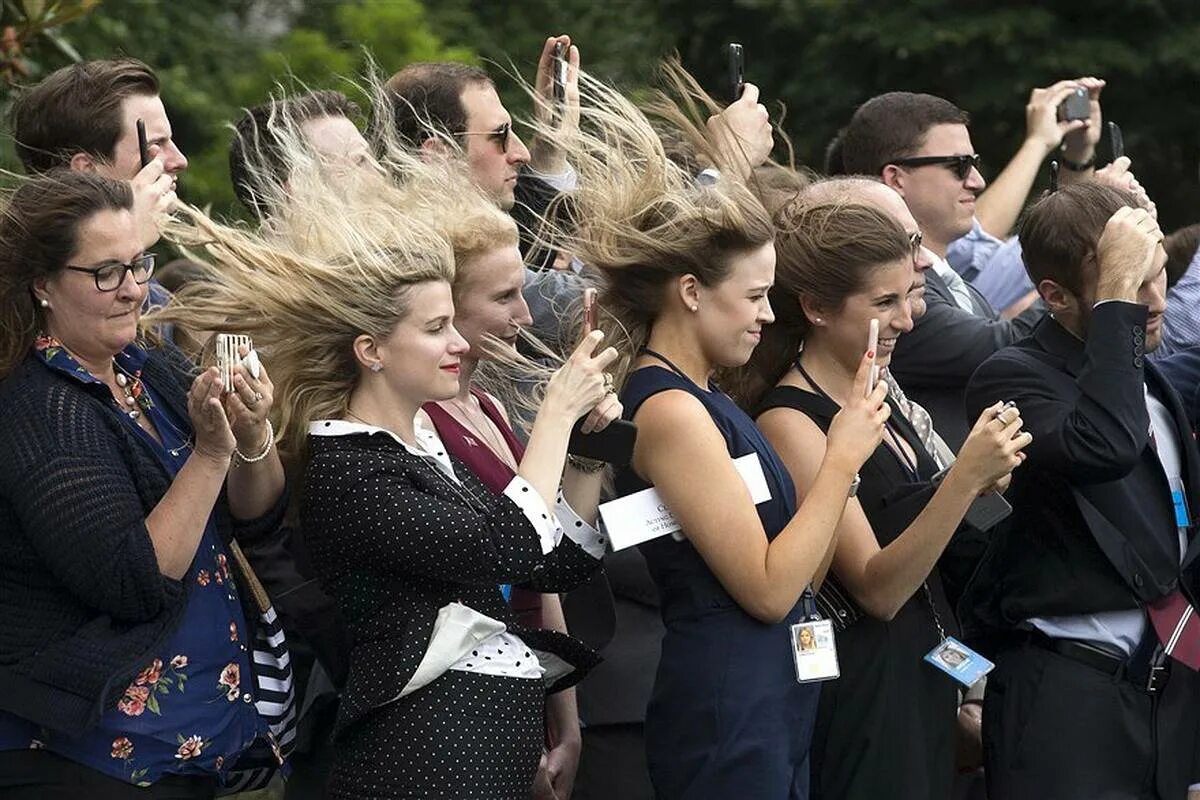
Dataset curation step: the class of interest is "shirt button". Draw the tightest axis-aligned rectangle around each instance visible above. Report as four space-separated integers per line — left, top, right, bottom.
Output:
243 693 253 703
1134 573 1144 588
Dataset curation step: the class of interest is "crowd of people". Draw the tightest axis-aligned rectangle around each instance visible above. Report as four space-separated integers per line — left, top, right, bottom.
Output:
0 31 1198 800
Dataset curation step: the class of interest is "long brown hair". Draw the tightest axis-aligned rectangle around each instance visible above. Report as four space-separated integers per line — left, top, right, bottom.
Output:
0 170 133 377
729 200 910 410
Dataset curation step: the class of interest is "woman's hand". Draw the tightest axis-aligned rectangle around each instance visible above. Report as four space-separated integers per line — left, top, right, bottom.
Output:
224 346 274 456
544 330 620 422
575 392 623 435
188 367 236 463
951 403 1032 494
824 349 891 473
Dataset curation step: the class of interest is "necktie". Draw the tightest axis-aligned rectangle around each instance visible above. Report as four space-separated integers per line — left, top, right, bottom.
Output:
883 369 955 469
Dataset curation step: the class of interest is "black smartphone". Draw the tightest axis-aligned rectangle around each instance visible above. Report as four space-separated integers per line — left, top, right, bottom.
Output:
930 465 1014 532
552 42 567 109
1048 159 1060 193
728 43 744 102
1108 120 1124 160
1057 87 1090 122
569 417 637 465
136 118 151 169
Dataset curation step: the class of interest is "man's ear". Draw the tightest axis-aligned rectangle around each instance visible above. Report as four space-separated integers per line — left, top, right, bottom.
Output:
419 136 452 162
880 165 904 195
68 152 99 173
1037 278 1074 316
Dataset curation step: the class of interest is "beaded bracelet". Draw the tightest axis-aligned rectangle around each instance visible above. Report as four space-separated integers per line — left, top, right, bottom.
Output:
567 453 607 473
234 420 275 465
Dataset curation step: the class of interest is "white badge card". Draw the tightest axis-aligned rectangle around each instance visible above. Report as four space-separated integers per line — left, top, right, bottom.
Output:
791 620 840 683
924 636 994 688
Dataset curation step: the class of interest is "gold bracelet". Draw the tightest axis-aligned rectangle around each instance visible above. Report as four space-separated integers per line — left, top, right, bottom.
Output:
567 453 607 473
234 420 274 465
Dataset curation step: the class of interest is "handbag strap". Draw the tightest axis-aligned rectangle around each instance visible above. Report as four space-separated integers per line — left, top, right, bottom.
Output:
228 540 272 614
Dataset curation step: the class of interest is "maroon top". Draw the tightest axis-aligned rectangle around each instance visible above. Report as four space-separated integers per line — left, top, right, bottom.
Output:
423 389 542 627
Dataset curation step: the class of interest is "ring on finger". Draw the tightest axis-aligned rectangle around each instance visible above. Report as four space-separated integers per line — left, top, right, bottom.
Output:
602 372 615 393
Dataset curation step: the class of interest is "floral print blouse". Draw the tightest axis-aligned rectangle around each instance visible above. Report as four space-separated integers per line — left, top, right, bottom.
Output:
0 338 267 786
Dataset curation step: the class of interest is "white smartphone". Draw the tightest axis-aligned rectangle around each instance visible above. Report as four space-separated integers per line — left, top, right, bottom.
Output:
215 333 253 393
866 318 879 396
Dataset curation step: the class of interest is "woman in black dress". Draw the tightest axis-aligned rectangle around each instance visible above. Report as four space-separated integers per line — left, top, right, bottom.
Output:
731 200 1031 800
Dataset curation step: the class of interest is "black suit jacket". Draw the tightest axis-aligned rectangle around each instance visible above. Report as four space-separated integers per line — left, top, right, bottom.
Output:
962 302 1200 640
891 266 1042 449
301 430 602 738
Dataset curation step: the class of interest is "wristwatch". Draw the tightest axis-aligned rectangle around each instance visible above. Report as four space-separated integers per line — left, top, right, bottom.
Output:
849 473 861 498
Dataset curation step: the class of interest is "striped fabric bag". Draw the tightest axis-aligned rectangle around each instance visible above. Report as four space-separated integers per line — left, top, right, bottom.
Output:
218 542 298 795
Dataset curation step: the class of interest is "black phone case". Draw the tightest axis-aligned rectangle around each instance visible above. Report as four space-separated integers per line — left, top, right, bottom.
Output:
568 418 637 465
962 491 1012 532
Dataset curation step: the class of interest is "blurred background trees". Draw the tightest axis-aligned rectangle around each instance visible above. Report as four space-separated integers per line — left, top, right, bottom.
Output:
2 0 1197 230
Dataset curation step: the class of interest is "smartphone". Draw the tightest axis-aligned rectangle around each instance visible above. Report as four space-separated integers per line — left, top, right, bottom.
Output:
569 417 638 465
136 119 151 169
552 42 568 110
1048 159 1060 193
215 333 253 393
728 43 744 102
866 318 879 395
582 287 598 335
930 465 1014 531
1057 87 1090 122
1108 120 1124 160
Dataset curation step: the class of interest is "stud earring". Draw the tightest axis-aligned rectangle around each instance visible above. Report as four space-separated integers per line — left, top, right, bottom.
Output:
814 317 822 323
39 298 49 309
370 362 383 373
690 305 699 312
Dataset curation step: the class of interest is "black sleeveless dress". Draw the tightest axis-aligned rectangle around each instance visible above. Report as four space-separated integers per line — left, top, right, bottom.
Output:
756 385 959 800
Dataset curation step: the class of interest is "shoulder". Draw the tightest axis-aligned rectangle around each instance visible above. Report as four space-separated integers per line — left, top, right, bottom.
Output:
0 357 113 455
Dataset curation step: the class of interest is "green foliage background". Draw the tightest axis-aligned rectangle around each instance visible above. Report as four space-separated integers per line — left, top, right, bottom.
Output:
2 0 1197 229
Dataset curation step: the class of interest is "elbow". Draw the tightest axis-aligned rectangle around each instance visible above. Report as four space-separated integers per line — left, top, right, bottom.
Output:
743 595 795 625
854 588 901 622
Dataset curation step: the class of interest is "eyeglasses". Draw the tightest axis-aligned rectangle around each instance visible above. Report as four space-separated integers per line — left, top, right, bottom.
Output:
65 252 156 292
908 230 924 265
455 122 512 153
889 153 982 181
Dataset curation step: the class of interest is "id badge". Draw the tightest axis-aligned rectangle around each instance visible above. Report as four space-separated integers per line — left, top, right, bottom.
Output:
924 636 994 688
1169 475 1192 528
791 620 840 683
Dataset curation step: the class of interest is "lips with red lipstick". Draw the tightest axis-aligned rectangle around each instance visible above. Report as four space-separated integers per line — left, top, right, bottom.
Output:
440 362 461 374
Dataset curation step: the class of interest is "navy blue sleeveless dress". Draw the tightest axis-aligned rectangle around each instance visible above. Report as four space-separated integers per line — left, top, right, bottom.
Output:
616 364 820 800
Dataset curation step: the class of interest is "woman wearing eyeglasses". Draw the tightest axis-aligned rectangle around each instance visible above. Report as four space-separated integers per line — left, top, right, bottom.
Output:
0 170 288 799
731 199 1031 800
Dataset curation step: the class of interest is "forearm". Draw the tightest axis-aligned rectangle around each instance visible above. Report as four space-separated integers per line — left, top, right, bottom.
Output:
520 402 576 509
146 452 229 579
857 470 976 619
225 447 285 521
561 464 603 526
975 139 1049 239
541 594 581 744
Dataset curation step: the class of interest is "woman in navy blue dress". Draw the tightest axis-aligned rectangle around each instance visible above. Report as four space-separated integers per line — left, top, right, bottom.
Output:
537 64 891 798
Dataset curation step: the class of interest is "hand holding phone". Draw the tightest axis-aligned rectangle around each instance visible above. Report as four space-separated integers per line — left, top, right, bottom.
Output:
728 43 744 103
136 119 151 169
866 318 879 396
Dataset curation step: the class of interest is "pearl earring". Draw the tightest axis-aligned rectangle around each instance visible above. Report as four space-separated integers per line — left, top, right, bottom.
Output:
370 362 383 373
814 317 822 323
39 298 49 309
690 305 699 312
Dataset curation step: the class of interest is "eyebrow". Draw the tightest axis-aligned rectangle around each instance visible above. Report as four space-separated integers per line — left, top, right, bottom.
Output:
424 314 451 326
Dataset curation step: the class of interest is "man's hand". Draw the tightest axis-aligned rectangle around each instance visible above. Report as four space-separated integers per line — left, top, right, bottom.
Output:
1024 79 1091 155
1095 206 1163 302
130 148 176 249
1093 156 1157 220
529 34 579 175
706 82 772 180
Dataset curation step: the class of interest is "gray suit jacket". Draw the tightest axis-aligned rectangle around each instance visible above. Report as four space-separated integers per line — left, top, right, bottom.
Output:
890 268 1043 449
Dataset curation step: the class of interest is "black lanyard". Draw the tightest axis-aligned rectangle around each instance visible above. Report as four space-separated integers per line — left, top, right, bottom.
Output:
640 347 704 389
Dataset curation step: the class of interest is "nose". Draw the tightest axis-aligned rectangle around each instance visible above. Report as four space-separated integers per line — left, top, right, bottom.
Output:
894 297 915 334
116 266 147 303
163 141 188 175
915 245 934 272
448 324 470 354
760 296 775 325
965 165 986 193
507 131 531 165
514 295 533 328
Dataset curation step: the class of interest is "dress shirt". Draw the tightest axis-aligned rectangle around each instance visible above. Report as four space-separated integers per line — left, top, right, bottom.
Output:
1151 244 1200 361
946 218 1005 283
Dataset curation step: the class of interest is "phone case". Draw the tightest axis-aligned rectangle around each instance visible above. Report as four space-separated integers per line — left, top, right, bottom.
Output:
568 418 637 465
215 334 253 393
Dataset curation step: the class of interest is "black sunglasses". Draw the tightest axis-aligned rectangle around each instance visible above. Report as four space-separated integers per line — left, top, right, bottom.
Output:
65 252 157 292
889 153 981 181
454 122 512 154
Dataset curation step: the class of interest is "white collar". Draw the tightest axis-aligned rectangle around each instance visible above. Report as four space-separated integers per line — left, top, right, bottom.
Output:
309 418 458 479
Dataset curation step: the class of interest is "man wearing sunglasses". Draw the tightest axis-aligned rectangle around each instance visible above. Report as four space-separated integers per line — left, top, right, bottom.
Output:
840 91 1045 452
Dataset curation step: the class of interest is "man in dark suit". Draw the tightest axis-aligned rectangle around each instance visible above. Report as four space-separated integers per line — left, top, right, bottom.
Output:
964 182 1200 799
840 91 1044 449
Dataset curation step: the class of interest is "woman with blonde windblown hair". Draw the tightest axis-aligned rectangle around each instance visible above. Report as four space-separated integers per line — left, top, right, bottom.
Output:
155 122 618 798
521 62 889 799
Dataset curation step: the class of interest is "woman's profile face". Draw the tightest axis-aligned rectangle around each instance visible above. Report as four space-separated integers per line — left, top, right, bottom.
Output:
695 241 777 369
374 279 469 405
37 208 148 361
452 245 531 358
816 257 915 370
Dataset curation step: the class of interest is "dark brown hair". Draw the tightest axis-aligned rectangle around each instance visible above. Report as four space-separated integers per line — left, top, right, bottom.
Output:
730 201 910 409
1164 222 1200 289
11 58 160 173
1019 182 1138 296
840 92 970 176
0 171 134 375
378 62 492 148
229 90 362 219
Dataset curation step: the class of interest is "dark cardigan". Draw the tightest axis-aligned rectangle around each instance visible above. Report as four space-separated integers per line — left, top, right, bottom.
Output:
0 343 287 734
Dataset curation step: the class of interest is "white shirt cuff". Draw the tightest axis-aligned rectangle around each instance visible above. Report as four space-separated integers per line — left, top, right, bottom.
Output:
524 165 577 192
555 492 607 559
502 476 560 555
